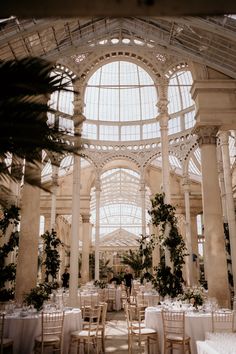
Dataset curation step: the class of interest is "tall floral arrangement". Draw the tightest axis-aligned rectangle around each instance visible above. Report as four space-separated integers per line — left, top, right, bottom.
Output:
149 193 187 298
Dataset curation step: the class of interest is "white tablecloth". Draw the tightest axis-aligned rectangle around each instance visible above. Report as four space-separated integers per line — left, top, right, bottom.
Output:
137 292 159 307
4 308 82 354
145 308 212 354
197 333 236 354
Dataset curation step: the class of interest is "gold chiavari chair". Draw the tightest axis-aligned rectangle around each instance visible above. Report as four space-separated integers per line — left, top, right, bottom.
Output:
69 305 101 354
126 304 159 354
34 311 65 354
211 310 234 333
162 310 191 354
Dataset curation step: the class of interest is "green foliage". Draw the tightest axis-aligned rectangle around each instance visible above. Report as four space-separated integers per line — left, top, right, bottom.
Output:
0 205 20 301
149 193 187 298
24 284 51 311
121 234 156 281
24 229 62 311
41 229 62 282
89 253 113 280
0 57 80 200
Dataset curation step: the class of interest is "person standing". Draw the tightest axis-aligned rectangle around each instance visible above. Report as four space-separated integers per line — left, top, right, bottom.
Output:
123 268 133 299
61 268 70 289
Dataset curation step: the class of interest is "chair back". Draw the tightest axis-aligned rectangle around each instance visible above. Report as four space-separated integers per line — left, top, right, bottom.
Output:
212 310 234 332
99 302 108 327
41 311 65 348
82 306 101 335
125 304 141 333
162 310 186 339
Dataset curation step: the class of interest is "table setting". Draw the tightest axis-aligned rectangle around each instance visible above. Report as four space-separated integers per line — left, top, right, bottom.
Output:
3 303 82 354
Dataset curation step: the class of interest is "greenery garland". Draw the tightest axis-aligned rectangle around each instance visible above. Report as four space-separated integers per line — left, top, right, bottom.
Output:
24 229 62 310
149 193 187 298
0 205 20 301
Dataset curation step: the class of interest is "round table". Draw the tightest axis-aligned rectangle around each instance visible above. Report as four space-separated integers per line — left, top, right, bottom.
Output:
4 308 82 354
145 307 212 354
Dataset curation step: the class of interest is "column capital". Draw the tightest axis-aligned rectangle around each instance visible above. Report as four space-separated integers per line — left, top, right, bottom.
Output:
81 214 91 223
193 125 219 147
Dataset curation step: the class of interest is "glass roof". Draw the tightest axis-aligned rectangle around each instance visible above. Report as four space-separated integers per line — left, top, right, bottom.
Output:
90 168 152 240
83 62 195 141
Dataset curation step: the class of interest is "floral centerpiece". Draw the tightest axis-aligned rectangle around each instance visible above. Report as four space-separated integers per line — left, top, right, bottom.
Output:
94 280 108 289
179 286 205 309
24 284 51 311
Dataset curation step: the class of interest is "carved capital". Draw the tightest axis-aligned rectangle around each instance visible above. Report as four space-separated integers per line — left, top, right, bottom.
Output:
193 126 219 147
81 214 90 223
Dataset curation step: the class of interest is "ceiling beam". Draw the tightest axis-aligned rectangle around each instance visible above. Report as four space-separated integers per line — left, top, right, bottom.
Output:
1 0 236 17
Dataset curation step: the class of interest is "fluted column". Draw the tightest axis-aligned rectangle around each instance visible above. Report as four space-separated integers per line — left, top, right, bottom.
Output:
15 162 41 302
219 131 236 309
81 214 91 284
68 87 84 307
194 125 230 306
50 164 59 230
182 175 194 286
95 175 101 281
140 176 146 236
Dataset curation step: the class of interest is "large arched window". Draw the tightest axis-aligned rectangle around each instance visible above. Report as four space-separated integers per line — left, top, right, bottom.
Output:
83 61 158 141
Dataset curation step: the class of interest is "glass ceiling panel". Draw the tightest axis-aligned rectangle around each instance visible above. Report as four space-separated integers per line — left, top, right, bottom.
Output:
168 71 193 115
84 61 158 126
90 168 151 239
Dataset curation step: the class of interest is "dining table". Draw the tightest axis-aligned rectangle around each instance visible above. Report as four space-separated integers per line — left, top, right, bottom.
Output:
145 307 214 354
4 307 82 354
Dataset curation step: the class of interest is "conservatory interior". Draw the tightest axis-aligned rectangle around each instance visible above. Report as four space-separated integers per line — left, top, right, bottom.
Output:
1 15 236 354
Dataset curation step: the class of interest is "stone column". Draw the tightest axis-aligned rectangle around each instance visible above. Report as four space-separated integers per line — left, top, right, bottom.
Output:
50 164 59 230
217 146 227 222
182 175 194 286
95 175 101 281
219 131 236 309
68 87 84 307
157 88 171 266
15 162 41 302
194 125 230 306
158 102 171 203
81 214 91 284
191 215 200 284
140 176 146 236
68 154 81 307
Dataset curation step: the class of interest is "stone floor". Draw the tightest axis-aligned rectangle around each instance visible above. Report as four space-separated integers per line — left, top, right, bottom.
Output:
105 310 129 353
105 309 148 353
